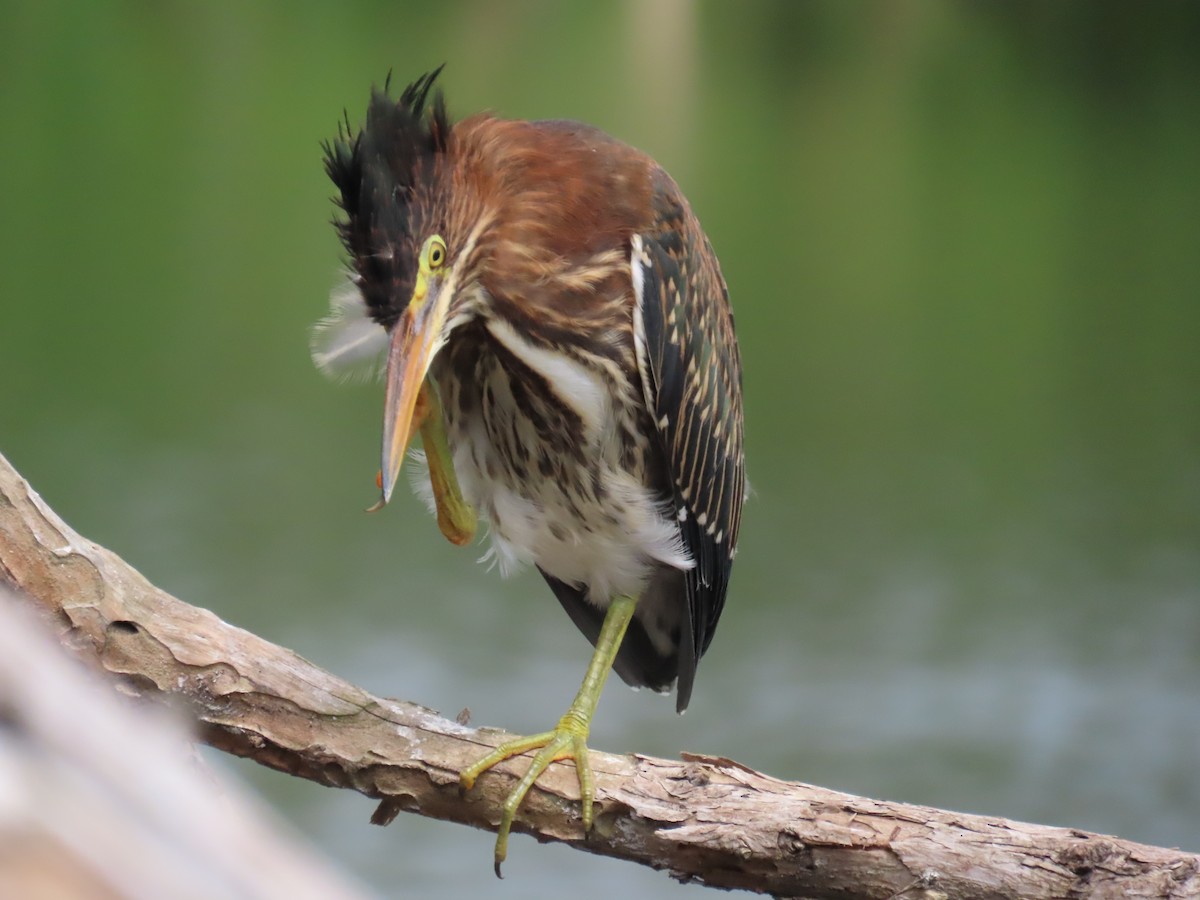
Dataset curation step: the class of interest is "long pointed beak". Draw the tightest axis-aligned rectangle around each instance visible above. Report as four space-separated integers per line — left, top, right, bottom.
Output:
377 279 450 507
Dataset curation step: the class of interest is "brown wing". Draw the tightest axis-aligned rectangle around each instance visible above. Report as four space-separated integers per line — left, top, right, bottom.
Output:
633 168 745 712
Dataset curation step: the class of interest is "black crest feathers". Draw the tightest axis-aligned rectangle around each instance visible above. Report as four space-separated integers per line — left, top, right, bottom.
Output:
323 67 451 328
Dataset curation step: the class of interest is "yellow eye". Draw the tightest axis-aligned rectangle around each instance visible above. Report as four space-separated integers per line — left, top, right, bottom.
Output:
427 236 446 269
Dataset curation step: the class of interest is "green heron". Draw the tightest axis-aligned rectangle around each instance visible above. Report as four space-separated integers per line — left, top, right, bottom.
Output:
312 69 745 873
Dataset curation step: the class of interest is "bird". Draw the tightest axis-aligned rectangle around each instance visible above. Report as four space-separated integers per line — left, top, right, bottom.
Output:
312 68 745 874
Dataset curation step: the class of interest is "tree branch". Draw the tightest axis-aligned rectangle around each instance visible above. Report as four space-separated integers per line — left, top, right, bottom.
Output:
1 449 1196 899
0 580 376 900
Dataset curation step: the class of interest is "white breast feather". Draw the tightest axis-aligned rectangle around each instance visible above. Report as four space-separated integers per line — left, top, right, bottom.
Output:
484 316 610 438
407 262 694 606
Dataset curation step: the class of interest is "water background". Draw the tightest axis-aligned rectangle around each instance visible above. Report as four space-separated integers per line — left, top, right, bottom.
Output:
2 3 1197 896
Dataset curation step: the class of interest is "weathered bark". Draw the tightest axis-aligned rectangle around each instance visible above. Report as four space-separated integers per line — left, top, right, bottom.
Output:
0 581 376 900
1 450 1197 899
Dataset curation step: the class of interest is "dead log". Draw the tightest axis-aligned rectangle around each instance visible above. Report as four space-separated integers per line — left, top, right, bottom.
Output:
1 450 1196 898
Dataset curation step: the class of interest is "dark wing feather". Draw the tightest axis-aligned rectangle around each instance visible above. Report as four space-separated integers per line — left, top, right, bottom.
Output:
633 169 745 712
538 568 679 693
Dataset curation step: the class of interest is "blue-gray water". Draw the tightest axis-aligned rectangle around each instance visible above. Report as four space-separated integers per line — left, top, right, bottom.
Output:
2 3 1197 896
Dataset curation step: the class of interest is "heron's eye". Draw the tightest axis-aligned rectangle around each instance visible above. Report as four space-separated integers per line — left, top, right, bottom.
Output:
427 236 447 269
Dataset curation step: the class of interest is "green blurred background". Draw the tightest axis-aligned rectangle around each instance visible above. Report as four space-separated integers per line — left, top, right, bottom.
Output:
2 1 1198 895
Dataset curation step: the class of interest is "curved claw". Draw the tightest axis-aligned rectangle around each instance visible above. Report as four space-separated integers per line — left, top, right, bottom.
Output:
460 721 594 877
459 595 636 875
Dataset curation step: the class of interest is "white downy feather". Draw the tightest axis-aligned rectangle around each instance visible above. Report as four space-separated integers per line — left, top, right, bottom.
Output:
310 274 389 382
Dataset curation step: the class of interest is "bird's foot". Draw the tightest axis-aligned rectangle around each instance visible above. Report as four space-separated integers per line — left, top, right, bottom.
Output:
461 596 634 875
460 711 594 877
417 381 477 546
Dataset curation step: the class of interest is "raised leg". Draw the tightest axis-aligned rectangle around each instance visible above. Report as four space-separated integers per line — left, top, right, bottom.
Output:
415 381 476 546
460 594 637 876
370 379 476 545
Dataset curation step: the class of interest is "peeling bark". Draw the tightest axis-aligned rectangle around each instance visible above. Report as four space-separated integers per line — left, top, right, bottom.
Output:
1 450 1197 898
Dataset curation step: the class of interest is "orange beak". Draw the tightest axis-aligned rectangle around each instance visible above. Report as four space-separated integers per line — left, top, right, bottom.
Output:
377 277 451 507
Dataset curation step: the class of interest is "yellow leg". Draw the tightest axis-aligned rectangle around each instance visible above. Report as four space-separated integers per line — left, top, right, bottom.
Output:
415 381 476 546
460 594 637 876
370 379 477 544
